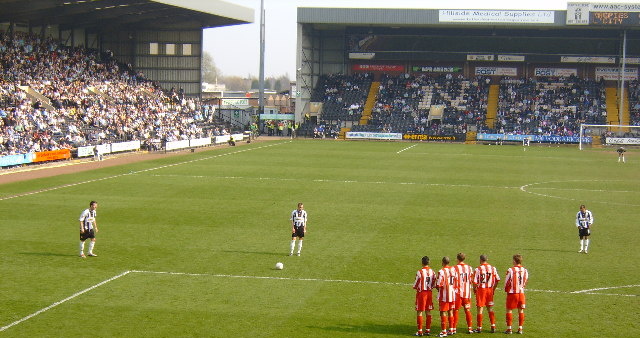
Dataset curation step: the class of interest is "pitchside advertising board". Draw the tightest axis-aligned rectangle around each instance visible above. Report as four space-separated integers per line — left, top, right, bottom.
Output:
595 67 639 80
606 137 640 145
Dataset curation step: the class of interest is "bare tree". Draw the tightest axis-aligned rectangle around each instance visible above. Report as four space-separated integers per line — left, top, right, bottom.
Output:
201 52 220 84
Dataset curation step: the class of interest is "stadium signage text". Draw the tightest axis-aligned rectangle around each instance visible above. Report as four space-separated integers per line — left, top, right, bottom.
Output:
475 67 518 76
345 132 403 140
561 56 616 64
595 67 638 80
498 55 525 62
221 99 249 107
534 68 578 77
605 137 640 145
402 134 460 141
349 52 375 59
477 133 591 144
467 54 494 61
439 10 554 24
412 66 462 73
352 64 404 72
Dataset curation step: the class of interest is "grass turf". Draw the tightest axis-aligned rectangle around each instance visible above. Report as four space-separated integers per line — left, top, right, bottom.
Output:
0 140 638 337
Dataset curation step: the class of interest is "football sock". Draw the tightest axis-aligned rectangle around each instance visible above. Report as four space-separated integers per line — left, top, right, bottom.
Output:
88 241 95 253
518 313 525 327
440 315 447 330
453 311 459 328
477 313 483 328
79 241 85 254
417 314 423 331
584 239 590 251
448 315 454 330
489 311 496 326
579 239 584 250
297 240 303 253
465 309 473 328
426 315 432 332
290 240 295 253
506 313 513 327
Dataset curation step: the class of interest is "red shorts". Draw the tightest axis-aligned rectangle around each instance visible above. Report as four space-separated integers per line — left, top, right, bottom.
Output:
475 288 495 308
505 293 526 310
454 296 471 310
415 290 434 311
439 300 455 312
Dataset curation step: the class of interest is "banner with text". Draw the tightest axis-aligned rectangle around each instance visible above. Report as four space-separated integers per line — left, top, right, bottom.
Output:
402 134 462 141
33 149 71 162
477 133 591 143
439 10 554 23
412 66 463 73
595 67 638 81
346 132 403 140
534 68 578 77
475 67 518 76
605 137 640 145
561 56 615 64
352 64 404 72
0 153 34 167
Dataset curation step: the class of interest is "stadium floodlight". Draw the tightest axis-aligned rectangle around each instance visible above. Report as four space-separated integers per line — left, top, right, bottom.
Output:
579 123 640 150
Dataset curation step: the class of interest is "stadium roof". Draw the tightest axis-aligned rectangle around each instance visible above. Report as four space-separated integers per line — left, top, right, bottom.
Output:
0 0 254 31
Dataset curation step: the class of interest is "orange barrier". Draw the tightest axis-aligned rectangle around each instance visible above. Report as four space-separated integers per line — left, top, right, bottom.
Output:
34 149 71 163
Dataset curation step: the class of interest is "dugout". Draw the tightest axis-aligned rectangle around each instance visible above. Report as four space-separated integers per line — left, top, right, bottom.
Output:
0 0 253 97
296 5 640 122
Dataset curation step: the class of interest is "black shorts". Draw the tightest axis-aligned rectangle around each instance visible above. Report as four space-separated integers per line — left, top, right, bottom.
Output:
80 229 95 241
292 226 305 238
578 227 590 237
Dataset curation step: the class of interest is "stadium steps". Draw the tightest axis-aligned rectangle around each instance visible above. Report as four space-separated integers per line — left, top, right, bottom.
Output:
17 86 55 111
87 86 116 103
465 131 477 144
359 81 380 125
605 86 630 132
338 127 350 140
485 84 500 128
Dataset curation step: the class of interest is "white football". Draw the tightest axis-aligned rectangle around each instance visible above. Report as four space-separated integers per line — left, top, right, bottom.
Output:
275 262 284 270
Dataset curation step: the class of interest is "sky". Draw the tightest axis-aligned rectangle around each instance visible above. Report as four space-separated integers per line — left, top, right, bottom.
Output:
202 0 629 79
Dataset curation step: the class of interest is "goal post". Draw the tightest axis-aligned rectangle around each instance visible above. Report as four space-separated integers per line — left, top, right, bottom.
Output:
579 124 640 150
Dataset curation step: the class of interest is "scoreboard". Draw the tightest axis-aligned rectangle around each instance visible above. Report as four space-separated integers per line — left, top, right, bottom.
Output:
590 11 640 25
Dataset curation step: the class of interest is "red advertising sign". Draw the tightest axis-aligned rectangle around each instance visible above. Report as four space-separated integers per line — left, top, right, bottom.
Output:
352 64 405 72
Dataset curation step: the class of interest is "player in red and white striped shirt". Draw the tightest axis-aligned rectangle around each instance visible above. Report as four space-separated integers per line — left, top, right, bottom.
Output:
436 257 458 337
452 253 474 334
472 254 500 333
504 254 529 334
413 256 436 336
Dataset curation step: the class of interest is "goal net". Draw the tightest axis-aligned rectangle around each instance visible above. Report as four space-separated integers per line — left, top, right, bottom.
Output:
579 124 640 150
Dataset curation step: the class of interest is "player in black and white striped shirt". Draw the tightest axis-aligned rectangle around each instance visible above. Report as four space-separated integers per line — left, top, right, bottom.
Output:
79 201 99 258
289 203 307 256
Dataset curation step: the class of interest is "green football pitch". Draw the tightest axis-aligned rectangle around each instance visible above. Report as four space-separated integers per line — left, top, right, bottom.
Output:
1 140 638 337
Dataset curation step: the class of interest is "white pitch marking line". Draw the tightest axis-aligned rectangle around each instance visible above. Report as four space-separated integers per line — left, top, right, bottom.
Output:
0 270 132 332
2 270 635 332
397 144 417 154
571 284 640 294
519 180 640 207
0 142 289 202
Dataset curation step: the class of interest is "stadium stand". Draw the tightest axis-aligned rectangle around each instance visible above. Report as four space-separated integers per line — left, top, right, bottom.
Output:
0 31 223 157
494 76 607 136
629 80 640 126
312 73 373 125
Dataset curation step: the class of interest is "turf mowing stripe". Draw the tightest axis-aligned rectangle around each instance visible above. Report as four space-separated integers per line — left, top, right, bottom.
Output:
0 142 290 201
0 271 132 332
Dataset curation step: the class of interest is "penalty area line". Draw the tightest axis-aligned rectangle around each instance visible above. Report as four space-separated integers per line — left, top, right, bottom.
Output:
0 270 132 332
397 144 417 154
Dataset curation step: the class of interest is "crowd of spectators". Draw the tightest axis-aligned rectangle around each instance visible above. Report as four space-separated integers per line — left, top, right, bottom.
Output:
495 76 607 136
1 31 213 156
311 73 372 124
350 73 490 135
